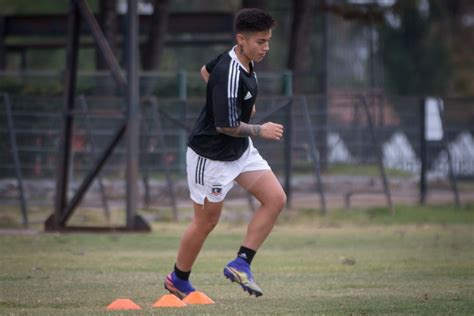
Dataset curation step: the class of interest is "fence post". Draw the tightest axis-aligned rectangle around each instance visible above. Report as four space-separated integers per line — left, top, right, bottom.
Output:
78 95 110 221
419 97 427 205
301 95 327 215
283 70 293 208
150 97 179 220
125 0 140 228
3 94 29 227
53 0 81 229
437 98 460 208
359 95 393 214
177 70 187 174
141 103 152 210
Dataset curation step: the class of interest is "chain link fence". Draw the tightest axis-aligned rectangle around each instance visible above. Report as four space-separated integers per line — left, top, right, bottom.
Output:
1 73 473 220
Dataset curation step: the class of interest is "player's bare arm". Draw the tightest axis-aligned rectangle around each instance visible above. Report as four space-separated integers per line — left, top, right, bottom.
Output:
200 65 210 83
216 121 283 140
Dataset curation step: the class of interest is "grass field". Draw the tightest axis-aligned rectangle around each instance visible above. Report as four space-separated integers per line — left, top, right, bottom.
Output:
1 205 473 315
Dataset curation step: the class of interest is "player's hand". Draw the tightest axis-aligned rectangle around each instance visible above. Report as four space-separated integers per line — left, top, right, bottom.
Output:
260 122 284 141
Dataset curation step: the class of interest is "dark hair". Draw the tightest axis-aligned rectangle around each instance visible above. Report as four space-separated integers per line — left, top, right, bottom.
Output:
234 8 276 33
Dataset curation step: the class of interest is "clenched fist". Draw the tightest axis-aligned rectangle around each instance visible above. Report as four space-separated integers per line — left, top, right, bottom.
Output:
260 122 284 141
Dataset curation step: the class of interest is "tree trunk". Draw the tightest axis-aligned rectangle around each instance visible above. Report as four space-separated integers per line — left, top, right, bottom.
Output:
443 0 474 95
287 0 314 93
316 3 328 171
95 0 117 70
141 0 170 71
288 0 328 170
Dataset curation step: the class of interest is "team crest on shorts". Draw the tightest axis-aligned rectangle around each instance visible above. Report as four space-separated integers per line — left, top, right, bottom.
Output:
211 184 223 196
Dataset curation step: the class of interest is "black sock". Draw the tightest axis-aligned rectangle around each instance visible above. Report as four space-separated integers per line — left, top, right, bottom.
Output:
237 246 256 265
174 264 191 281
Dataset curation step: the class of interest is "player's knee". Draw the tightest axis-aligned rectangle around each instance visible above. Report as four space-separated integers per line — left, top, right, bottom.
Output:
265 190 286 212
199 217 219 235
275 191 287 211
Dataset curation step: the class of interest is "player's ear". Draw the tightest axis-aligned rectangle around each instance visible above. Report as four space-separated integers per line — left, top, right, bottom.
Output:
236 33 246 46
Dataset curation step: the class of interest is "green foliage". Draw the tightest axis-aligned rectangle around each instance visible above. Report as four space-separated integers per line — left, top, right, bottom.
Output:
0 77 62 95
0 0 99 14
0 78 24 94
380 0 452 95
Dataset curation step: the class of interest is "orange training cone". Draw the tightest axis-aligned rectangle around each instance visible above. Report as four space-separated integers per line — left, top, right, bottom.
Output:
106 298 142 310
152 294 187 308
183 291 215 305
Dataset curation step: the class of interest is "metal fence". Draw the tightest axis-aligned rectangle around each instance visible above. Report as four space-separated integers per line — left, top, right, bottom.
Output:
1 75 473 222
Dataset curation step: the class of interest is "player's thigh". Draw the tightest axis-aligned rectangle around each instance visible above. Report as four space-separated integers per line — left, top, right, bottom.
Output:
235 170 286 206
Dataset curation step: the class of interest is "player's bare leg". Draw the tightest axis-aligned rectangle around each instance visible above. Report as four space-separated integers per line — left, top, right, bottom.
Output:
223 170 286 296
165 199 223 298
176 199 223 271
237 170 286 249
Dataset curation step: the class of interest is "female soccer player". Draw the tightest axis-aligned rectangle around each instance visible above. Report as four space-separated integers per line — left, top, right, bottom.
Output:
165 8 286 298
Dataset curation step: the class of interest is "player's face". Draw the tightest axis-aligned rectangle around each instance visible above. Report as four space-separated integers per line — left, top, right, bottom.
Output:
239 29 272 63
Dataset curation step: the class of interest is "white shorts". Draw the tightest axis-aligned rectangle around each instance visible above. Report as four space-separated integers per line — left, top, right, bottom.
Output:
186 139 271 204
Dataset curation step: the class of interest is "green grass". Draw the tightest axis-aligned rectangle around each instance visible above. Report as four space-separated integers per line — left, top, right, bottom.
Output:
1 206 474 315
327 163 412 177
297 203 474 226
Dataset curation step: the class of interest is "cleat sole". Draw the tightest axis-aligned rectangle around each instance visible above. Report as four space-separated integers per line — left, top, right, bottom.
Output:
223 266 263 297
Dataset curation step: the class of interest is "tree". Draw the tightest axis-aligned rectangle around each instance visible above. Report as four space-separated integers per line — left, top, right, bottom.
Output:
380 0 451 95
437 0 474 95
287 0 315 93
141 0 170 71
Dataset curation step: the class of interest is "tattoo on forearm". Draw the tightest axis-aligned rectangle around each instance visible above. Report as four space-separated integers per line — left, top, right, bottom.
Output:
217 122 261 138
254 125 261 137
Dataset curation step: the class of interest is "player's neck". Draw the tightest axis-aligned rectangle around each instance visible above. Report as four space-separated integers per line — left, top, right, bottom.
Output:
234 46 251 72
